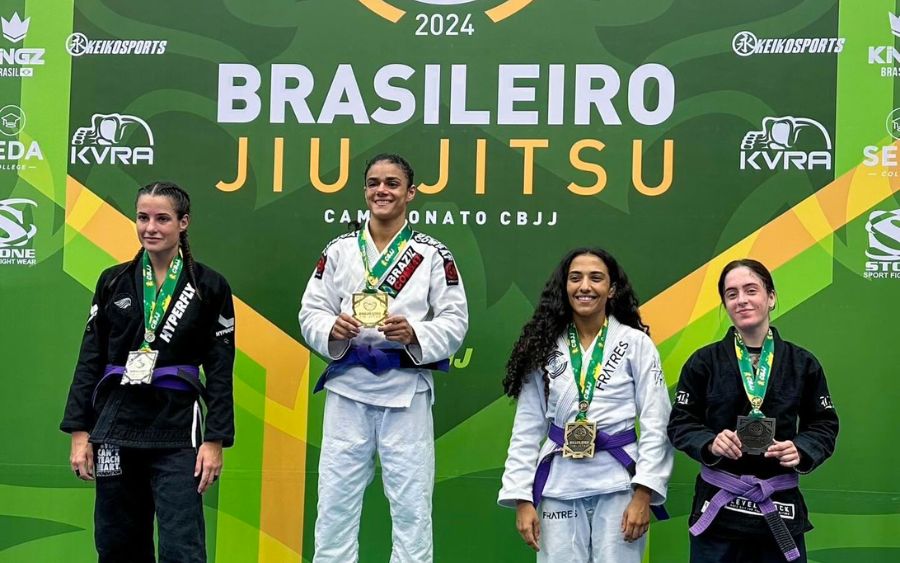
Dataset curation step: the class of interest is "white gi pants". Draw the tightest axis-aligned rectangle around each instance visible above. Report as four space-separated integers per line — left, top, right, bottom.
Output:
314 390 434 563
538 490 645 563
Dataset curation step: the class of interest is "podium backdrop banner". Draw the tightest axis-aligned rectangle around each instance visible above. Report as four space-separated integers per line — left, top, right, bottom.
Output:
1 1 897 561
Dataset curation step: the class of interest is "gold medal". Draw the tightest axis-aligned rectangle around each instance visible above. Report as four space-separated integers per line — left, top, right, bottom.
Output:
562 419 597 459
122 349 158 385
352 291 389 327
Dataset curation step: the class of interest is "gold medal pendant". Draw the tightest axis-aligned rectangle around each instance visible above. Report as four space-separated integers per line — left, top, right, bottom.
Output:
352 291 389 327
122 349 158 385
562 419 597 459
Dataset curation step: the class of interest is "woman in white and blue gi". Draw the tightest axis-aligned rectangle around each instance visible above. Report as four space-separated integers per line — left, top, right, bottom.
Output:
61 182 236 563
498 248 673 562
667 259 839 563
299 153 469 563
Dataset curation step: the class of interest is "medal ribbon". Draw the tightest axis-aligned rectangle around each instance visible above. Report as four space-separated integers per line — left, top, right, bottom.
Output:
141 250 183 350
357 222 413 292
566 318 609 422
734 329 774 419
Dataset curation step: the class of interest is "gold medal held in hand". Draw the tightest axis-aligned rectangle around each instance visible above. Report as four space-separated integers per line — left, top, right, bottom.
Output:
563 419 597 459
352 290 389 327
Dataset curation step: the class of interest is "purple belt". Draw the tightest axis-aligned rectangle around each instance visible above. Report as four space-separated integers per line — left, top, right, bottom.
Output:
314 345 449 393
532 423 669 520
690 466 800 561
92 364 201 406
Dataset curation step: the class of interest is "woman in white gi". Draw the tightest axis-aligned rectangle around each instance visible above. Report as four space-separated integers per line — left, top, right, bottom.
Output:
667 259 838 563
300 154 468 563
499 247 673 562
61 182 235 563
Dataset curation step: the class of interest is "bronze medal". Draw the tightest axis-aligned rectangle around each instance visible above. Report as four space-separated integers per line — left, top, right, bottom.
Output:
122 349 158 385
352 291 389 327
562 419 597 459
736 415 776 455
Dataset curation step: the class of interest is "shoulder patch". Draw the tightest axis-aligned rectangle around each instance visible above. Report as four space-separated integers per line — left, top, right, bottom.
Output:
412 231 459 286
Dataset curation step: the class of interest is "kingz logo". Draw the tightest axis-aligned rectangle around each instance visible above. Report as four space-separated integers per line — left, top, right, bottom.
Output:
0 198 37 265
0 12 45 78
70 113 155 165
864 210 900 279
739 116 832 171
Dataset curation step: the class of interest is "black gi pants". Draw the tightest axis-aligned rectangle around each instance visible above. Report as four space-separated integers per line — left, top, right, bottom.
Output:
94 446 205 563
690 532 807 563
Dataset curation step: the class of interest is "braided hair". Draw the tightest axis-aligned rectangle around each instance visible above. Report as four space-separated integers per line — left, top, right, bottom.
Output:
108 181 201 298
502 247 649 399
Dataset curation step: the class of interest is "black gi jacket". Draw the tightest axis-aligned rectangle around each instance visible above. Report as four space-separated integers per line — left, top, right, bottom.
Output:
60 259 235 449
667 327 838 538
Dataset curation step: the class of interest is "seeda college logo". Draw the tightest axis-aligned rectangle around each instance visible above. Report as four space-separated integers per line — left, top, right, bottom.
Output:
739 116 832 171
70 113 155 165
359 0 533 35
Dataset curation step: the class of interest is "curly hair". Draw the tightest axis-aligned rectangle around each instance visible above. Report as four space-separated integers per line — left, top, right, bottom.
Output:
502 247 649 398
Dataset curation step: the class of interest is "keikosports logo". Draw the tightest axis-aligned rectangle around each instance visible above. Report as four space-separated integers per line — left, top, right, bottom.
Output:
65 32 168 57
868 12 900 78
359 0 534 35
0 198 37 266
739 116 832 171
70 113 155 165
0 12 45 79
864 210 900 279
732 30 844 57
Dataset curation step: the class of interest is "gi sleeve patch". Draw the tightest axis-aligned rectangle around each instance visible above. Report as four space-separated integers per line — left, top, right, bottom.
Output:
443 258 459 286
314 254 327 279
819 395 834 410
85 303 98 332
675 390 690 406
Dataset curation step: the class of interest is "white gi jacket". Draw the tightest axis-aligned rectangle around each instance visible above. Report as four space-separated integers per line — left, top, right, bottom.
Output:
498 316 673 507
299 221 469 408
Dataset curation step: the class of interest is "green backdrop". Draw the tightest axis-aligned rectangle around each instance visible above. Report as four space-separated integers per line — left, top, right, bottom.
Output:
1 0 898 561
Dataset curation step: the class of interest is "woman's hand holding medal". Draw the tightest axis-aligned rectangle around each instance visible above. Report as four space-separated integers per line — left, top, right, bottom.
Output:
709 429 743 460
378 315 418 345
764 440 801 467
331 313 362 340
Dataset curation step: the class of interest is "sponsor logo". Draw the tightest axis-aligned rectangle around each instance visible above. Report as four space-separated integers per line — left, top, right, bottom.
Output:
114 297 132 309
542 509 578 520
864 109 900 177
65 32 168 57
0 104 24 136
86 303 99 329
0 12 44 79
739 116 832 171
702 498 795 520
216 315 235 337
95 444 122 477
383 246 425 294
597 340 629 391
70 113 155 165
732 30 844 57
864 209 900 279
544 350 567 379
314 253 327 279
675 390 690 406
868 13 900 78
650 356 665 386
0 197 37 265
160 283 196 342
1 12 28 42
819 395 834 410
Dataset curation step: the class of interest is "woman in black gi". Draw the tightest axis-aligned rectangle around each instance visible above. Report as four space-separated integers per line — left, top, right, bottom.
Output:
61 182 235 563
667 259 838 563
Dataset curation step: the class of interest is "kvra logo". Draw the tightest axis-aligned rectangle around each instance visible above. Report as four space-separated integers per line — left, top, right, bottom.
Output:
70 113 155 165
739 116 832 171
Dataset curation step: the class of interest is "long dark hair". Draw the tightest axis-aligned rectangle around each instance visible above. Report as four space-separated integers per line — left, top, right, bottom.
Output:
108 181 201 298
502 248 648 398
